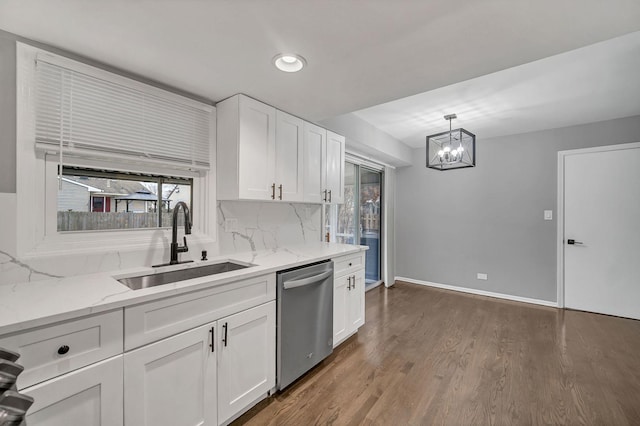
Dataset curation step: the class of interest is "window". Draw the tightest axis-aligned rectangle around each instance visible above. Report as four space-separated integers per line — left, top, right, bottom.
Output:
16 43 216 257
58 167 193 232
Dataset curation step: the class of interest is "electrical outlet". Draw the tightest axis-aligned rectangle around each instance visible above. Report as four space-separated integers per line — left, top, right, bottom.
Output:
224 218 238 233
544 210 553 220
477 273 488 280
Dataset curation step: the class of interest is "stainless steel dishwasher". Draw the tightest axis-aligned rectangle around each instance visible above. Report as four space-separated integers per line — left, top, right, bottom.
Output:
277 260 334 390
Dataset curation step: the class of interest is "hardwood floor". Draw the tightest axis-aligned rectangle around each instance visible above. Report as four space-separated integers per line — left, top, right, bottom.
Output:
233 281 640 425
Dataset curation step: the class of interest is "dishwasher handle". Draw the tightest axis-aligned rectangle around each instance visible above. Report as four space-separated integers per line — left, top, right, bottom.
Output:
283 270 333 290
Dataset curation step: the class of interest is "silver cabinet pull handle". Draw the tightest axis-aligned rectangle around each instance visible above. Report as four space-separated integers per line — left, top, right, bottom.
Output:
278 184 283 200
271 183 276 200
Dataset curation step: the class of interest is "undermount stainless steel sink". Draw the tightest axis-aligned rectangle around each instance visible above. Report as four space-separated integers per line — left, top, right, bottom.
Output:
117 261 252 290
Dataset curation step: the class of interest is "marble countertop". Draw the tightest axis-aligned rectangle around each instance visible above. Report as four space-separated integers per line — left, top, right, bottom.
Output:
0 242 366 336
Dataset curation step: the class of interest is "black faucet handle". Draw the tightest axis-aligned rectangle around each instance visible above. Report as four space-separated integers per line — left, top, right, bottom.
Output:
182 236 189 251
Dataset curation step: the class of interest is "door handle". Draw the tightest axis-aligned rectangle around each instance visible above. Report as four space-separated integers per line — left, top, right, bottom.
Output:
271 183 276 200
222 323 228 347
323 189 327 202
328 190 332 203
278 184 283 200
567 239 584 245
283 270 333 289
209 327 215 352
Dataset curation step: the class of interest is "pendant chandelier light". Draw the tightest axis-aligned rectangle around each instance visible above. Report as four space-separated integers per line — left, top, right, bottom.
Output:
426 114 476 171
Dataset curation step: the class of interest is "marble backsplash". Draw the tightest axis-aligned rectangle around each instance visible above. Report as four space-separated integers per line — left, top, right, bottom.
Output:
217 201 322 253
0 193 323 285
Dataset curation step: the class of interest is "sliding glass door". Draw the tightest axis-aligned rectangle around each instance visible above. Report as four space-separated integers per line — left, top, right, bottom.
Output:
359 167 381 285
324 162 383 288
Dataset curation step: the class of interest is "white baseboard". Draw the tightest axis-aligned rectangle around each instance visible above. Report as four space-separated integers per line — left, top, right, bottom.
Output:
395 276 558 308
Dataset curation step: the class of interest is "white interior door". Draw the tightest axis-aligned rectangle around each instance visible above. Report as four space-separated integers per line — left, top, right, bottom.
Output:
564 144 640 319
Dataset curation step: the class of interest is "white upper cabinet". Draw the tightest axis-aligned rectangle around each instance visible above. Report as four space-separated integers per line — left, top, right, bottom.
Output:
217 94 344 204
275 110 304 202
217 95 276 200
303 122 326 203
325 131 345 204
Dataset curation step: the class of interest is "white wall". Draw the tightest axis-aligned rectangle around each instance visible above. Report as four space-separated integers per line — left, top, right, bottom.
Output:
320 113 413 167
395 115 640 302
383 166 396 287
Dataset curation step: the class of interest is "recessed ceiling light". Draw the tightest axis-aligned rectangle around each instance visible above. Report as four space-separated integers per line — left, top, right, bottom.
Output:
273 53 306 73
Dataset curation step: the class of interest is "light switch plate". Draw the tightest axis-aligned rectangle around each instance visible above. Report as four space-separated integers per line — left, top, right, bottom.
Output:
224 218 238 233
477 273 488 280
544 210 553 221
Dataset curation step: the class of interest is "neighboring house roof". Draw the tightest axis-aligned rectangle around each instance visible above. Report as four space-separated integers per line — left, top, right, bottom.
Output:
115 190 168 202
64 176 149 195
60 177 102 192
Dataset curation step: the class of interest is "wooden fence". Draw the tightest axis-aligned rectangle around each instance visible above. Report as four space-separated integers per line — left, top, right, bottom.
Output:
58 211 176 231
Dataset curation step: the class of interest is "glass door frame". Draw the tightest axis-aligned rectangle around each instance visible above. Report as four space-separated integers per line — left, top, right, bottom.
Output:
323 158 385 289
359 164 383 288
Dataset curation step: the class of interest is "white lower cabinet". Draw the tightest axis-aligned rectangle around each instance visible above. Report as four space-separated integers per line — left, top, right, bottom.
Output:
23 355 124 426
332 253 366 348
123 300 275 426
3 270 294 425
217 301 276 425
124 323 217 426
348 269 365 332
333 272 350 345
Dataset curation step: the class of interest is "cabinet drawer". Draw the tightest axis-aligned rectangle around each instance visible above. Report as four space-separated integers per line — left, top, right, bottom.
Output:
124 273 276 350
24 355 123 426
333 252 365 276
0 310 123 389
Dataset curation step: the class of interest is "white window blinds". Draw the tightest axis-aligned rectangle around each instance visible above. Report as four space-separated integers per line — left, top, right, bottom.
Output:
35 54 213 171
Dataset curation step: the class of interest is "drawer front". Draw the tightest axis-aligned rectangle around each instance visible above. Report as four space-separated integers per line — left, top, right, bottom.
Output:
0 309 123 389
333 252 365 277
124 273 276 350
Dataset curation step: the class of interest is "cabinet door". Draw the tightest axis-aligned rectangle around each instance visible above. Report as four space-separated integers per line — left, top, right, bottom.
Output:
333 274 350 347
303 122 326 203
124 323 217 426
217 301 275 425
325 131 345 204
349 269 365 331
238 95 276 200
275 110 304 202
23 356 123 426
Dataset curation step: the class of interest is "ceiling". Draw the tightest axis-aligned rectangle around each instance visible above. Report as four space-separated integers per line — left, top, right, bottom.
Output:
1 0 640 148
354 31 640 147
